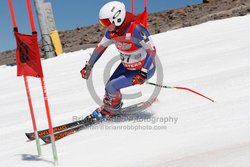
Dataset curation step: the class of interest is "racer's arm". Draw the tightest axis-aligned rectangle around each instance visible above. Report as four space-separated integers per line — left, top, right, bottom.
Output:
133 25 156 71
81 31 114 79
88 30 114 66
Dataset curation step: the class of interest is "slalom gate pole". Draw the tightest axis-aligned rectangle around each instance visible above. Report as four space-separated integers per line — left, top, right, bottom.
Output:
144 0 148 28
132 0 135 15
8 0 42 156
40 77 58 165
146 81 215 102
24 76 42 156
26 0 58 164
26 0 36 32
8 0 17 28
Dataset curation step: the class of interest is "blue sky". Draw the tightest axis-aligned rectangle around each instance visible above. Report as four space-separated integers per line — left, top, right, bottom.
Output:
0 0 201 52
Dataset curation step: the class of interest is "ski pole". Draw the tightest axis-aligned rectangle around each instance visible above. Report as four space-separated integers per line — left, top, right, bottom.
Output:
146 81 215 102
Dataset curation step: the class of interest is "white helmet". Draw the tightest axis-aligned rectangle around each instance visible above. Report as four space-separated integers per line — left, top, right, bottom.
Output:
99 1 126 27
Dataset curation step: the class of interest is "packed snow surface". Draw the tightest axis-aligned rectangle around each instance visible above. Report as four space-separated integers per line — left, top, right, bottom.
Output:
1 15 250 167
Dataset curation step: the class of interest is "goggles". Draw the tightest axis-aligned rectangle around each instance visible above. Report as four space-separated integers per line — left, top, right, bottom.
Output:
99 18 112 27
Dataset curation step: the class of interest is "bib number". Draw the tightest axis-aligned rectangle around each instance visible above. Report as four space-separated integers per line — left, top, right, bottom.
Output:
120 54 131 63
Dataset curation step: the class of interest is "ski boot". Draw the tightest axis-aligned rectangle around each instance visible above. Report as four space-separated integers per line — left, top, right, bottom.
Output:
91 91 123 121
80 114 98 126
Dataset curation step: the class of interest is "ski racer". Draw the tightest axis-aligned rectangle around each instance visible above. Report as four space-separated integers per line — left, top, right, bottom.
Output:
80 1 157 121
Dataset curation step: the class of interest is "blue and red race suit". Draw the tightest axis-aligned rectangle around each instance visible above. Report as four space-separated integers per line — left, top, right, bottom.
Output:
88 16 157 112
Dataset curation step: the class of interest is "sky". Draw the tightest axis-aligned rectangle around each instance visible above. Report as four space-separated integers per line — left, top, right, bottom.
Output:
0 0 201 52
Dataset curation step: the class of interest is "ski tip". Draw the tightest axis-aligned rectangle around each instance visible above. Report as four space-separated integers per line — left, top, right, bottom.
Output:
154 98 160 103
25 133 35 141
143 98 158 107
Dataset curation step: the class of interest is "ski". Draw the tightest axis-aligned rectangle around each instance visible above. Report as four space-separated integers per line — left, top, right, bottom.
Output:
41 119 93 144
25 98 156 140
25 118 87 140
40 98 156 144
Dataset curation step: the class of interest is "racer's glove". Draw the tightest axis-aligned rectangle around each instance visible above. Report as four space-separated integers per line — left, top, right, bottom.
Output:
132 68 148 85
80 63 93 80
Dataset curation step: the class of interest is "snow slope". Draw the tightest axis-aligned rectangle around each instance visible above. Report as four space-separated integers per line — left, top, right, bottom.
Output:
1 15 250 167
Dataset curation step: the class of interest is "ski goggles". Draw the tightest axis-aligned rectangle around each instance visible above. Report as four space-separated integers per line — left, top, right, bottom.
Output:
99 18 112 27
